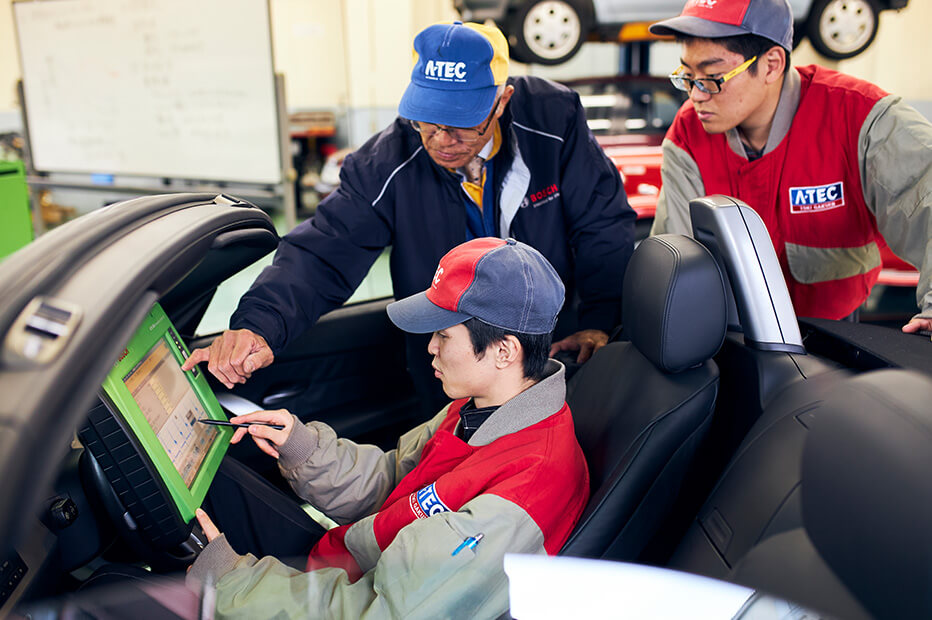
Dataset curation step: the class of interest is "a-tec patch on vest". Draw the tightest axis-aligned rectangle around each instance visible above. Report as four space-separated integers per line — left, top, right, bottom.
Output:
789 182 845 214
410 483 452 519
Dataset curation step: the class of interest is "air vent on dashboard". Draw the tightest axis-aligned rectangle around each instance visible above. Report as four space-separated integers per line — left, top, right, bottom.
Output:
2 297 82 366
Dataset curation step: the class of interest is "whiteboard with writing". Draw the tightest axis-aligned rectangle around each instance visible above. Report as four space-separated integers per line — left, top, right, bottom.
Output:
14 0 281 184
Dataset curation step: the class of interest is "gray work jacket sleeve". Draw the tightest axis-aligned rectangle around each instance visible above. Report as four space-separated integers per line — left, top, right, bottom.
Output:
274 408 448 524
186 493 544 619
650 137 706 236
859 95 932 319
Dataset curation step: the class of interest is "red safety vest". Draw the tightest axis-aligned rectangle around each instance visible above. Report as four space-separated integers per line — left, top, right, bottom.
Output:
669 65 889 319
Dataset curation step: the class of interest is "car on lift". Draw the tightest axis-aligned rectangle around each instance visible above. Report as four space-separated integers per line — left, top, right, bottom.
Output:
456 0 909 65
1 193 930 618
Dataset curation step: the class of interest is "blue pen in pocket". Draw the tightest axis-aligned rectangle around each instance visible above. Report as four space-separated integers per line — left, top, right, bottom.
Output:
452 533 484 556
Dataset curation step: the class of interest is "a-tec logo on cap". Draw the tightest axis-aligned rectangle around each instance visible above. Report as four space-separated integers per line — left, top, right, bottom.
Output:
410 483 451 519
424 60 467 83
431 265 444 289
789 182 846 214
689 0 718 8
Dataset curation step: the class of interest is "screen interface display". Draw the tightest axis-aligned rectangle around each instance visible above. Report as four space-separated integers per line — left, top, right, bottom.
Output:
122 338 218 488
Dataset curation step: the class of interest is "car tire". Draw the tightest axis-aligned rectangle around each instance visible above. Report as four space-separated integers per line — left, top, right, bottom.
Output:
506 0 592 66
791 20 806 49
805 0 880 60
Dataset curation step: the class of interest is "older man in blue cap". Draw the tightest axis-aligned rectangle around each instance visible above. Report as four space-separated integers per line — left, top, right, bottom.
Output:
184 21 635 414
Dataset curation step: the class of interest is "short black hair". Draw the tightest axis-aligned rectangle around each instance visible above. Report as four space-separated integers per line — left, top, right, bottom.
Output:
680 33 791 75
462 318 551 382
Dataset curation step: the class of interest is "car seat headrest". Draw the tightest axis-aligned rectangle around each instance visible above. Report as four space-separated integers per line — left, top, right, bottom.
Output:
623 235 726 373
802 369 932 620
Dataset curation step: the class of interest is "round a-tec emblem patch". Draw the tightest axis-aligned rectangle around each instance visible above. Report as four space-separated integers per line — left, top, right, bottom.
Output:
410 483 451 519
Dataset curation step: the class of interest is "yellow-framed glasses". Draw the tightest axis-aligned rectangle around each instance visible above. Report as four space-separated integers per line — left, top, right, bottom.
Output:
669 56 758 95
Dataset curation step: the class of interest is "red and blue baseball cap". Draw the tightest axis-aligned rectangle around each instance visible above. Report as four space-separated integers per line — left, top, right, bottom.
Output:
398 21 510 128
649 0 794 52
387 238 564 335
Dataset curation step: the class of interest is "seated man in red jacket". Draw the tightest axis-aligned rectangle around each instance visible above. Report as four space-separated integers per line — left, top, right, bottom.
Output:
186 237 590 618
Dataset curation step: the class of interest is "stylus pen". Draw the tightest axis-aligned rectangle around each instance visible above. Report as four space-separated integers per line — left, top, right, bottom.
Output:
198 418 284 431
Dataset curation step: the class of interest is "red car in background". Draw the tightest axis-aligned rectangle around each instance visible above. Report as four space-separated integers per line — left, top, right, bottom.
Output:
562 74 919 320
561 75 680 240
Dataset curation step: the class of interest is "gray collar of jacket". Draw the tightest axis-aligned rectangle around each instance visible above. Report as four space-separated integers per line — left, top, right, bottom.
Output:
466 360 566 447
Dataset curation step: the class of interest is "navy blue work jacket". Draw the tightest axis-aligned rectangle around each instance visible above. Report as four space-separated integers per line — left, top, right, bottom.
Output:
232 76 635 353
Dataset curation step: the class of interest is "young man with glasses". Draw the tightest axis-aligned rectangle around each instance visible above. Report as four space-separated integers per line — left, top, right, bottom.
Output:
649 0 932 334
184 21 635 414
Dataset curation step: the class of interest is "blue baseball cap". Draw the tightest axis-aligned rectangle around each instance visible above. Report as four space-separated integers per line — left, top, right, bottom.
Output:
649 0 794 52
387 237 565 335
398 21 510 128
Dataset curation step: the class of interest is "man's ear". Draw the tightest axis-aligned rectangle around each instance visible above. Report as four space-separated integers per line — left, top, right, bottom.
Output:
496 84 516 118
494 335 522 369
762 46 786 85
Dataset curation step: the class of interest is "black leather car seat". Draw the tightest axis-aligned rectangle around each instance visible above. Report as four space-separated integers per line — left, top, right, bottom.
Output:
724 369 932 620
560 234 727 560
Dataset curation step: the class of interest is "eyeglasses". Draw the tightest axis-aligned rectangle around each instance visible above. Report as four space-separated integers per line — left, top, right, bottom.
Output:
669 56 758 95
409 96 501 145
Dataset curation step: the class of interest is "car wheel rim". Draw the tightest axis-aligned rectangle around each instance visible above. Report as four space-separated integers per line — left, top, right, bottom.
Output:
522 1 581 61
818 0 876 55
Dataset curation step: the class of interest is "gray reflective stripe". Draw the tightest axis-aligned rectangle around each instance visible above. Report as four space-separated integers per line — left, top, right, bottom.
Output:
512 121 564 143
344 513 381 574
371 146 424 207
499 128 531 235
785 241 881 284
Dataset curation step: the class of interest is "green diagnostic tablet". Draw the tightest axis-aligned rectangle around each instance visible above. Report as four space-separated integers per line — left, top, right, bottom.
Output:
80 303 230 546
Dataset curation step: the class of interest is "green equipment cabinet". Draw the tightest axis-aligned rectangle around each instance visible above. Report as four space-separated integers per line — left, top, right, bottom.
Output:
0 160 32 260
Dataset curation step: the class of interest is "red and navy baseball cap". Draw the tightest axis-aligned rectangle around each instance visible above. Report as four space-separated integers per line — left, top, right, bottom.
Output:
398 21 510 128
649 0 794 52
386 238 564 335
